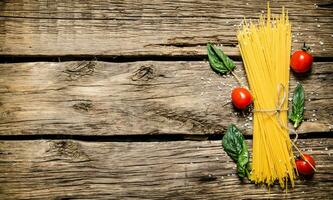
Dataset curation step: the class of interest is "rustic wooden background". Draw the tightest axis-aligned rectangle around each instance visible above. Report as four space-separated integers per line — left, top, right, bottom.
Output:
0 0 332 199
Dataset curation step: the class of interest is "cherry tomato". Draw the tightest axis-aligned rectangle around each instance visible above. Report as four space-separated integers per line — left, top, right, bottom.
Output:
231 87 253 109
290 43 313 73
296 153 316 176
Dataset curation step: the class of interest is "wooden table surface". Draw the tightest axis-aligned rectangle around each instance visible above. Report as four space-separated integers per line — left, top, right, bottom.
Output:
0 1 332 199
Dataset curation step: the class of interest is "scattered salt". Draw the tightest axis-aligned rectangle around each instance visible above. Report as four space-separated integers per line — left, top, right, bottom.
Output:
312 113 316 117
319 41 324 45
317 24 321 28
325 147 328 151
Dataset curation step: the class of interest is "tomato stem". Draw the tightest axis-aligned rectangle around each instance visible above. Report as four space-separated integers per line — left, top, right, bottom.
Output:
231 71 244 87
302 42 311 52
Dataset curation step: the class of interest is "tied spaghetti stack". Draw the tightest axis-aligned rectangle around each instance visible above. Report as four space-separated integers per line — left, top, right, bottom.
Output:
237 5 295 188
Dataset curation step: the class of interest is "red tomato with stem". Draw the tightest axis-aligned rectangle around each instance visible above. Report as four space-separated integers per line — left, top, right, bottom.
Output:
296 153 316 176
290 43 313 73
231 87 253 109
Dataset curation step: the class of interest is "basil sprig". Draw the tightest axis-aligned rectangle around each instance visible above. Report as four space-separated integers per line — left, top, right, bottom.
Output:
289 83 305 128
222 124 251 178
207 43 236 74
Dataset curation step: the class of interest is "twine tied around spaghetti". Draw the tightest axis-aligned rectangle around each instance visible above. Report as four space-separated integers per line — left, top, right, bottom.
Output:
253 83 298 142
253 84 316 172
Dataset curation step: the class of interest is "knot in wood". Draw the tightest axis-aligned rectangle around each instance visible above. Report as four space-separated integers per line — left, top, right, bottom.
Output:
131 65 155 81
64 61 96 80
73 101 93 112
49 141 90 161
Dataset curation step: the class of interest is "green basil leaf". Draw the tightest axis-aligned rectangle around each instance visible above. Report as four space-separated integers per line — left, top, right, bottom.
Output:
207 43 236 74
222 124 245 162
237 141 249 178
288 83 305 128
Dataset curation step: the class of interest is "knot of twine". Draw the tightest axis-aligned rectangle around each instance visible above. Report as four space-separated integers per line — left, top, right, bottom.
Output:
253 83 298 142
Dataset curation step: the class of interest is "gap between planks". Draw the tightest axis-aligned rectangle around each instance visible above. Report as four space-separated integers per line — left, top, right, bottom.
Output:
1 55 333 64
0 131 332 142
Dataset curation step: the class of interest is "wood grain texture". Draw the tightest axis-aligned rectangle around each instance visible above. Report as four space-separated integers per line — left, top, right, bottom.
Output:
0 61 332 135
0 139 332 199
0 0 332 57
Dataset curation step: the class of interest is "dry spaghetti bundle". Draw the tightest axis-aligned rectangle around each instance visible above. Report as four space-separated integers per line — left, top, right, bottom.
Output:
237 5 296 188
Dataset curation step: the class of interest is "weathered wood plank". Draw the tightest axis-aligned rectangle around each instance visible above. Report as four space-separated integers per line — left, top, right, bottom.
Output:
0 61 331 135
0 0 332 57
0 139 332 199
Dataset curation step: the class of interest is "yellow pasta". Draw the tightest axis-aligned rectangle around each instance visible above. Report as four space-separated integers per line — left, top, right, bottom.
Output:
237 3 295 188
